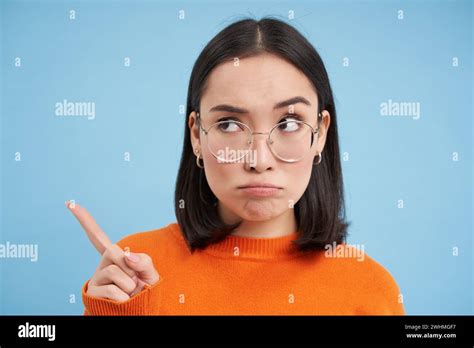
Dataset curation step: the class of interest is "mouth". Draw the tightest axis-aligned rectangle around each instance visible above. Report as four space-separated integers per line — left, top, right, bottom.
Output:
237 183 282 197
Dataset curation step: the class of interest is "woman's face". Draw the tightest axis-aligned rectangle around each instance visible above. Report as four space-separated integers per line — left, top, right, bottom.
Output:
189 53 330 224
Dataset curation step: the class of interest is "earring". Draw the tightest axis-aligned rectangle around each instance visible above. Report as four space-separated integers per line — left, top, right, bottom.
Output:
313 152 322 165
195 149 204 169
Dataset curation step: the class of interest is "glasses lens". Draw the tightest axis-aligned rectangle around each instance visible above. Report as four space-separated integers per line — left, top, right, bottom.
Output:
269 120 314 162
207 121 251 162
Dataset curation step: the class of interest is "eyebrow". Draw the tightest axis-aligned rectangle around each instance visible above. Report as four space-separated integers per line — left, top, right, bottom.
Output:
208 96 311 114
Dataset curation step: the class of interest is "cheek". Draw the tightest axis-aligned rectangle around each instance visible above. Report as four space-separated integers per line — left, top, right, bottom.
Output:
283 159 314 201
202 152 236 198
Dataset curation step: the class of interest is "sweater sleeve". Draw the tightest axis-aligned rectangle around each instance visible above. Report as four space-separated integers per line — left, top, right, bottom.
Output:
376 276 405 315
82 275 163 315
373 263 405 315
357 256 406 315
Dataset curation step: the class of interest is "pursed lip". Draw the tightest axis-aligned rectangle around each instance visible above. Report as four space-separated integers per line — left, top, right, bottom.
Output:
238 184 282 197
237 182 282 189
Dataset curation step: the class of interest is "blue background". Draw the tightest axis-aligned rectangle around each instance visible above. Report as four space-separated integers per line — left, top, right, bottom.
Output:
0 0 472 315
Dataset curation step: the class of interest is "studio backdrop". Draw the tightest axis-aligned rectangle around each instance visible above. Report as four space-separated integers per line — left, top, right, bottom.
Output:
0 0 472 315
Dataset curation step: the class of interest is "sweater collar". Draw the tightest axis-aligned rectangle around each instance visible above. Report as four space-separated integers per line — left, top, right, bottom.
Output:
202 230 302 261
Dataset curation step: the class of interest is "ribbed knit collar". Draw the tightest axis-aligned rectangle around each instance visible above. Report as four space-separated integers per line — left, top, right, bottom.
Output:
169 222 303 260
203 231 301 260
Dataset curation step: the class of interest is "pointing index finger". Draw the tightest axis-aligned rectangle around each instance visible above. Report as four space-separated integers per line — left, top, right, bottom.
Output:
65 201 113 255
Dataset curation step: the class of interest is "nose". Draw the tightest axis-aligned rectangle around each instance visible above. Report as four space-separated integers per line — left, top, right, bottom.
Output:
245 132 275 172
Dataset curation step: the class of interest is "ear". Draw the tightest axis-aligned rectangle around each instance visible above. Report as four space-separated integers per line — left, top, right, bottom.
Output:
316 110 331 152
188 111 201 152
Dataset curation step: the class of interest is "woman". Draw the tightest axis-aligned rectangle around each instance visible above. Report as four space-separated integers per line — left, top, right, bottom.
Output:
72 17 405 315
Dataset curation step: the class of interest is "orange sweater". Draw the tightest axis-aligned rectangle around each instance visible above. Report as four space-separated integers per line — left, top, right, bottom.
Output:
82 222 405 315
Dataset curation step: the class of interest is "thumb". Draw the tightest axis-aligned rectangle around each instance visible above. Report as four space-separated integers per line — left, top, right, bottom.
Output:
124 252 160 286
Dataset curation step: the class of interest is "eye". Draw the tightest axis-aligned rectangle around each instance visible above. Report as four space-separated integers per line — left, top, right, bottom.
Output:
216 119 244 133
277 116 301 132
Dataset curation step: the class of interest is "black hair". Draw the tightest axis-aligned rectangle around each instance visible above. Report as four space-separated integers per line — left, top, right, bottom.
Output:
175 16 351 253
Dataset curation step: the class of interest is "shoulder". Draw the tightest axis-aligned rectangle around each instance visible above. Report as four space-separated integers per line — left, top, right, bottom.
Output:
322 243 405 314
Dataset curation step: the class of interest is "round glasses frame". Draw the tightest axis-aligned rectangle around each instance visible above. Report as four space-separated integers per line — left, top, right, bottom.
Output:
196 111 323 163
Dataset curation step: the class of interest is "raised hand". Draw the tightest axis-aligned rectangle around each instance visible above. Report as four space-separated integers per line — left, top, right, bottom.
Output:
66 201 160 302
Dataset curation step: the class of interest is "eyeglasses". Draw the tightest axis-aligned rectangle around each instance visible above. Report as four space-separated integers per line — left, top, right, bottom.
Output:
196 111 322 163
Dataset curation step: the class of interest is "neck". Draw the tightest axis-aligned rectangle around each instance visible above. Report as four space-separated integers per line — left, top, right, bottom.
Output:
218 202 298 238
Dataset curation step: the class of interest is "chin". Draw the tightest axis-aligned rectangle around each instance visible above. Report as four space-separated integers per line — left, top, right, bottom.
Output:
238 201 280 221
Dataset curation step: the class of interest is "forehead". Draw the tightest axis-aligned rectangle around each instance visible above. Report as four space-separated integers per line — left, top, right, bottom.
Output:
201 53 317 111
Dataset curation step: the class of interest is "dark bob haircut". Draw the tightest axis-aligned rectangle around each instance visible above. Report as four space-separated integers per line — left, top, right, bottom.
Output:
175 16 351 253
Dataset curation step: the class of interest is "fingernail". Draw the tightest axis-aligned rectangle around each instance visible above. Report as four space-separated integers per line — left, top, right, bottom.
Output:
126 252 139 262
